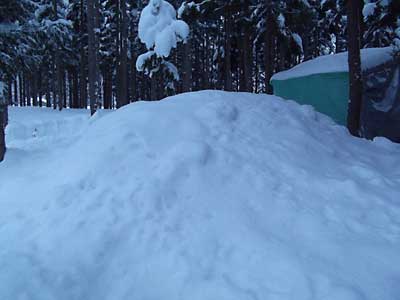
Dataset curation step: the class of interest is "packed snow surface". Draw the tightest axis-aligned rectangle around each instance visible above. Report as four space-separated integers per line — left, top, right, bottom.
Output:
1 91 400 300
271 47 394 81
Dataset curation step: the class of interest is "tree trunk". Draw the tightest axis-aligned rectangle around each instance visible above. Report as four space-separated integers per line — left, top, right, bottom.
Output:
346 0 363 137
58 63 64 110
103 69 112 109
79 0 87 109
71 68 78 108
87 0 97 115
131 56 137 102
117 0 128 107
94 0 102 109
79 52 87 109
38 68 43 107
26 74 31 106
240 23 252 92
255 54 259 93
52 57 57 109
18 74 23 106
182 39 192 93
193 40 200 90
264 7 275 94
32 73 38 106
68 70 73 108
45 65 51 108
13 79 17 106
52 0 62 110
150 75 157 101
62 69 67 108
224 9 233 91
0 96 7 162
0 114 5 162
128 11 137 103
23 74 27 106
128 53 136 103
7 80 12 105
115 0 121 104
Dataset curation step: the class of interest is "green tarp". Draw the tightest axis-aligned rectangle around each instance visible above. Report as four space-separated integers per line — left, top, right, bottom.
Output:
271 72 349 125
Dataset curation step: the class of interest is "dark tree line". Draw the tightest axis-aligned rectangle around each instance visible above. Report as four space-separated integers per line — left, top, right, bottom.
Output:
1 0 398 109
0 0 399 160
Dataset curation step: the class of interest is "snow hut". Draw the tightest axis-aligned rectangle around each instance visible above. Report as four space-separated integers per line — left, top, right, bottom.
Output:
270 47 396 127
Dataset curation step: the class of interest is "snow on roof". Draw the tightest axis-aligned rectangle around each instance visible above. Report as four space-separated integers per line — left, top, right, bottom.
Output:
271 47 394 81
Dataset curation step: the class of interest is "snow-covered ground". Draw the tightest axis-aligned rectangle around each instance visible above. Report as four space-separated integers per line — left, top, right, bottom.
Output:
5 107 90 149
0 91 399 300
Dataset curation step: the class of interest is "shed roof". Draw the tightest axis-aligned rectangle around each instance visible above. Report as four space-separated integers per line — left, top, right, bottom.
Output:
271 47 394 81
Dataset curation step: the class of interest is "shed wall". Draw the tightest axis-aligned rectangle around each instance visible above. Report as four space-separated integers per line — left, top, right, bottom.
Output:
271 72 349 125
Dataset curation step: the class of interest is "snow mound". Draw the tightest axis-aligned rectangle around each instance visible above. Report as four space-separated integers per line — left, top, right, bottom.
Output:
272 47 394 81
1 91 400 300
